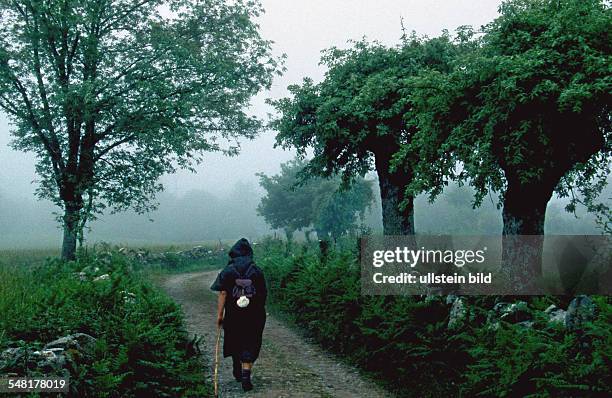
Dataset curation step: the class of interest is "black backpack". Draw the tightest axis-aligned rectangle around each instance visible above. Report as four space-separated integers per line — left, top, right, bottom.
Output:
231 263 257 308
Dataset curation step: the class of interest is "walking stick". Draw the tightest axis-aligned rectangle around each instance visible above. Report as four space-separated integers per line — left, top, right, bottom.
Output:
214 325 222 397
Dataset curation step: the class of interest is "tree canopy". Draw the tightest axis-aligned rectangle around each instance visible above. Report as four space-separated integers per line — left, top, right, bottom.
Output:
257 159 374 241
256 159 317 238
269 36 458 235
400 0 611 235
311 177 373 240
0 0 281 258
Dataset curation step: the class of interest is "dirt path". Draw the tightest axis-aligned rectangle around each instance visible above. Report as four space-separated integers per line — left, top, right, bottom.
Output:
159 271 393 398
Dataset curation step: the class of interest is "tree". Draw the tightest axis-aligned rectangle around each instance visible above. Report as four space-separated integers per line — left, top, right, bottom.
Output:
256 159 317 242
405 0 610 235
257 158 374 241
0 0 281 259
269 36 457 235
401 0 611 282
312 177 373 241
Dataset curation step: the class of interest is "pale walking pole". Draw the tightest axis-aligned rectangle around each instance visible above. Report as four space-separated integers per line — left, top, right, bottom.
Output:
214 325 222 397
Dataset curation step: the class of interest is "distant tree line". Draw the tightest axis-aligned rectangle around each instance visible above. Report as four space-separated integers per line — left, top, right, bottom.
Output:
257 158 374 242
0 176 605 249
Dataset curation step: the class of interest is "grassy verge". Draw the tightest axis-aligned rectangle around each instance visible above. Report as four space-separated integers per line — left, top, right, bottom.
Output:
255 237 612 397
0 248 60 268
0 250 212 397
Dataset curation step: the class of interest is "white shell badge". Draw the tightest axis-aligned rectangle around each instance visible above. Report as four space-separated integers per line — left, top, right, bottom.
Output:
237 296 250 308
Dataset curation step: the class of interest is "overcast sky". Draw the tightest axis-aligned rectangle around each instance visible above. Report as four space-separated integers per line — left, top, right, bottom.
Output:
0 0 502 201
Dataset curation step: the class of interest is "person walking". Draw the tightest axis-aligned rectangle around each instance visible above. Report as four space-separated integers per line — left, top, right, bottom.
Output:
211 238 267 392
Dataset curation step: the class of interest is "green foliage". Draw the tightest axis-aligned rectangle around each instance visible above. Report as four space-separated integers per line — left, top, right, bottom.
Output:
269 35 460 235
257 239 470 397
257 158 318 235
463 298 612 397
0 251 211 397
312 177 374 240
257 158 374 240
269 36 457 183
0 0 282 257
401 0 611 225
256 239 612 397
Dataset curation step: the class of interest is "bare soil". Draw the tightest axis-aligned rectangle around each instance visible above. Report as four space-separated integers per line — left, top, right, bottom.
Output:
159 271 393 398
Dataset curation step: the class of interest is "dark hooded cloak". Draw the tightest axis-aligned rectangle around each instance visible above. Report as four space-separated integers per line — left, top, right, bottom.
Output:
211 238 267 361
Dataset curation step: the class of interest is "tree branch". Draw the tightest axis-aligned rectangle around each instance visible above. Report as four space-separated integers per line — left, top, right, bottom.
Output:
30 10 65 170
99 0 157 33
94 134 137 161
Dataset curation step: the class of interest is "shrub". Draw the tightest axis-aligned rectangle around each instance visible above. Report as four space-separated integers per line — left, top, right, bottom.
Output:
256 238 611 397
0 251 211 397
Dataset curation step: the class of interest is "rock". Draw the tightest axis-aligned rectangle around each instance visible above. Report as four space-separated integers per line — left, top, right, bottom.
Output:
516 320 534 329
1 346 69 375
565 295 596 331
120 290 137 304
499 301 532 324
487 302 509 329
32 349 67 371
544 304 557 314
1 337 94 377
93 274 110 281
448 297 467 329
544 304 566 326
446 294 458 305
486 301 532 330
490 302 510 318
75 271 87 281
489 301 532 325
45 333 97 356
0 347 26 368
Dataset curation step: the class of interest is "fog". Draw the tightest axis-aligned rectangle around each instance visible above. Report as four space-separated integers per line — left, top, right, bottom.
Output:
0 0 604 249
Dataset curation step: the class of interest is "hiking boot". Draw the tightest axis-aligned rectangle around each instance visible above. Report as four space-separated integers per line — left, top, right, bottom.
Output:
241 369 253 392
242 378 253 392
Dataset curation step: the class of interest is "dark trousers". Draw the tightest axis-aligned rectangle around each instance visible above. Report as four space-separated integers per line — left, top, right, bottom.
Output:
232 354 241 374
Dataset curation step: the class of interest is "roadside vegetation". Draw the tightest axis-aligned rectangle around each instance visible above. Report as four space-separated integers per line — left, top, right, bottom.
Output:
256 238 612 397
0 248 214 397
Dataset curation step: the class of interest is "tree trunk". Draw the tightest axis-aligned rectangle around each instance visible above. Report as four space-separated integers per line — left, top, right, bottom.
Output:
61 204 81 260
283 227 294 243
502 180 552 236
373 145 415 236
319 239 329 263
283 227 295 255
501 178 554 291
304 229 312 243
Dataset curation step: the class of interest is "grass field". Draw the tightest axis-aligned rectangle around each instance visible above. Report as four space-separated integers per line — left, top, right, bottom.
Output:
0 248 60 268
0 239 233 268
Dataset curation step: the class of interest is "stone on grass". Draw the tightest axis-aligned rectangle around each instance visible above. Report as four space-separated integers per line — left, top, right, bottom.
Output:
565 295 596 331
448 297 467 330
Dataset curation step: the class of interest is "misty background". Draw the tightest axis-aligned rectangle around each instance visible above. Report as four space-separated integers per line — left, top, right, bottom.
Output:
0 0 604 248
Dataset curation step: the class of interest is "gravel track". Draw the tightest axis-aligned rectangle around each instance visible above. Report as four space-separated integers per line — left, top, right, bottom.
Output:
159 271 392 398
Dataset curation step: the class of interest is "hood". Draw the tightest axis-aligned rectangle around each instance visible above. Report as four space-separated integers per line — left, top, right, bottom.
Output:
228 238 254 274
229 238 253 259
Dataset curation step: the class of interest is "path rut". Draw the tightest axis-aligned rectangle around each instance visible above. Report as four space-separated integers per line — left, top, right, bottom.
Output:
159 271 393 398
